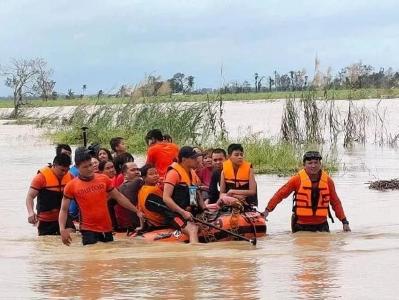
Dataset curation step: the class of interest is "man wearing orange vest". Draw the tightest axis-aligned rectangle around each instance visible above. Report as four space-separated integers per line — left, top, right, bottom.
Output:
163 146 204 243
264 151 351 233
219 143 258 207
26 154 74 235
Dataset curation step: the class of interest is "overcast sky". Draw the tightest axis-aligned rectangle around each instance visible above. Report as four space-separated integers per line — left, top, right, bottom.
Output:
0 0 398 96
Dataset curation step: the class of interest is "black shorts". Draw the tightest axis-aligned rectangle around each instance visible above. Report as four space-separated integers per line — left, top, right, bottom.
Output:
38 217 75 236
81 230 114 245
291 216 330 233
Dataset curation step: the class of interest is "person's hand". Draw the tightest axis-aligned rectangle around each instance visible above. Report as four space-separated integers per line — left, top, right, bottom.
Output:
226 190 235 196
27 213 38 224
61 229 72 246
343 223 351 232
137 211 146 229
263 208 269 218
181 210 193 221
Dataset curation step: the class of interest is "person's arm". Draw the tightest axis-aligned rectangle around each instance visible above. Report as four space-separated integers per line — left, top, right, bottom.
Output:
226 168 257 197
59 196 72 246
163 182 192 221
110 188 145 230
109 188 143 217
219 171 226 194
25 188 39 224
328 178 351 232
264 175 299 216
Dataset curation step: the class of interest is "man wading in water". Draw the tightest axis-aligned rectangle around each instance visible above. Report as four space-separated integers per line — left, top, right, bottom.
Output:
59 150 144 246
26 154 74 235
264 151 351 233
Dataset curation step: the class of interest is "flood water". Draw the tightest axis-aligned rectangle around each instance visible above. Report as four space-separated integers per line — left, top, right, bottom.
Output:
1 100 399 299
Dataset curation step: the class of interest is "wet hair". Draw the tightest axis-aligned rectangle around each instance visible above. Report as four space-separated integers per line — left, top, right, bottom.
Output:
212 148 227 157
75 150 92 166
53 154 72 167
146 129 163 143
110 137 124 152
98 160 114 172
114 152 134 174
227 143 244 155
163 134 172 142
55 144 71 156
96 147 113 161
303 151 322 163
140 164 155 177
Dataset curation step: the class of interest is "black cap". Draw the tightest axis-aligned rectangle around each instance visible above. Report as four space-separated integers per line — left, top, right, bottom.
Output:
178 146 203 160
303 151 322 162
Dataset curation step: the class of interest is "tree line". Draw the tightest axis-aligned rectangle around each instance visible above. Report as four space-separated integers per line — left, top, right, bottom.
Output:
221 62 399 94
1 57 399 116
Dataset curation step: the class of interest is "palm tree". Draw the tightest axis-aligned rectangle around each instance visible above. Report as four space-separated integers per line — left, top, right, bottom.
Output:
82 84 87 97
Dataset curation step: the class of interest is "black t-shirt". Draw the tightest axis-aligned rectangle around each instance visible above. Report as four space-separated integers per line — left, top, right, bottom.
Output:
208 169 221 204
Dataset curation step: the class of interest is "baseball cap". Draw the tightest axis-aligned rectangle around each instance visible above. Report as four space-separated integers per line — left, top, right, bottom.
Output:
178 146 203 160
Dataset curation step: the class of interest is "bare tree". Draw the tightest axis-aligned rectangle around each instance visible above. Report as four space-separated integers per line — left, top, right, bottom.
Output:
32 58 55 101
0 58 40 117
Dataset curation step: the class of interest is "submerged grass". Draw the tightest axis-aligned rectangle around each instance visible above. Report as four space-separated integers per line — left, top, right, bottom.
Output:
41 97 330 174
239 135 338 175
47 100 226 154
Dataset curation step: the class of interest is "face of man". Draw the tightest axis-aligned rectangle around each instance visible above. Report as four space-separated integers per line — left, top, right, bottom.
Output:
229 150 244 166
183 156 199 170
53 164 70 179
78 160 94 178
124 162 140 181
304 159 322 176
103 161 116 178
145 168 160 185
211 153 226 170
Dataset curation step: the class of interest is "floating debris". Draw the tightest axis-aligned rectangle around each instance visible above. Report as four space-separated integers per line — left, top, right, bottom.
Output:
368 179 399 190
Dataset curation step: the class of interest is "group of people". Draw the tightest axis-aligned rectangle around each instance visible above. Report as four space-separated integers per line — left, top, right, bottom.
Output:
25 129 351 246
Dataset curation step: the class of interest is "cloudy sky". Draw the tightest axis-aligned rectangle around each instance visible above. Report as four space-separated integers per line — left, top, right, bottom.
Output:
0 0 398 96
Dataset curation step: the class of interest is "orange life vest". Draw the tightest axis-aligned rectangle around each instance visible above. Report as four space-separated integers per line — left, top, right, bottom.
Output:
222 160 258 205
138 185 165 227
222 159 251 189
168 162 200 208
294 169 331 218
36 166 73 218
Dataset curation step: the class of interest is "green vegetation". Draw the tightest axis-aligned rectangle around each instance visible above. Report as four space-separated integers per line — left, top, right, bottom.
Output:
1 87 399 109
239 135 338 175
41 96 338 175
47 98 227 154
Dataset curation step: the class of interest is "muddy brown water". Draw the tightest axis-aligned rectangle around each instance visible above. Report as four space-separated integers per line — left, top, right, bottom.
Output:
1 100 399 299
